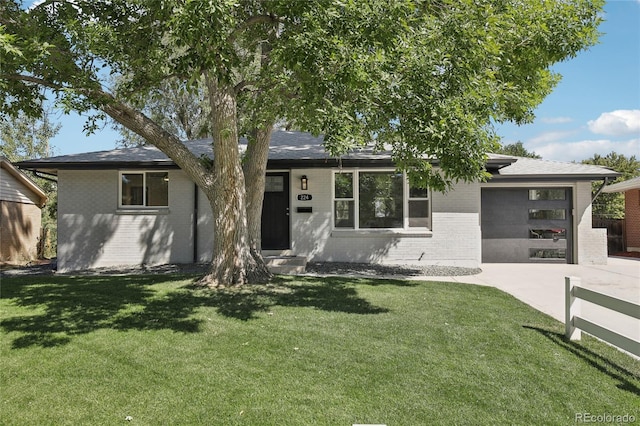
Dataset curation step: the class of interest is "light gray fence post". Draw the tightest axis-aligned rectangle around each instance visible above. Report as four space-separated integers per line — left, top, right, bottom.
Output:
565 276 582 341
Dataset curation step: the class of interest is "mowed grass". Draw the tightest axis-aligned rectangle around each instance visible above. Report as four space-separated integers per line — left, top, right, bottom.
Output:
1 274 638 425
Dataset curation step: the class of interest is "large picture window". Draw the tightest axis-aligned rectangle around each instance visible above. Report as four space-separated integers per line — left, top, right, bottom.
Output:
333 170 430 230
120 171 169 207
359 172 403 228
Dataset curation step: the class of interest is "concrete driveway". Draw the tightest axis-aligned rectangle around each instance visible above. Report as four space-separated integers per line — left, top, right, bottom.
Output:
427 257 640 342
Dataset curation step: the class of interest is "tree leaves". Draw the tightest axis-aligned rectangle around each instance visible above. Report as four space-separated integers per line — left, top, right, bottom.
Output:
1 0 605 191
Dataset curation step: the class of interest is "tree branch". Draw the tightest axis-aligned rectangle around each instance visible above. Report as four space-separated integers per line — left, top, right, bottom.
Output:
3 73 211 188
97 92 213 188
1 73 65 91
234 79 257 94
228 14 283 44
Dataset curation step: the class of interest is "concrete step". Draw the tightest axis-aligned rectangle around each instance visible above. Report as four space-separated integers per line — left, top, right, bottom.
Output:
264 256 307 275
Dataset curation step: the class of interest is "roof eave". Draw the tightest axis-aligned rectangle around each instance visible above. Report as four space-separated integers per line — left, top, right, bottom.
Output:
488 173 620 182
16 160 179 173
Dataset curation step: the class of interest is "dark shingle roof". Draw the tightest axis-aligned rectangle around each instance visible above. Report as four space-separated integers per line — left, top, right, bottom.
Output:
16 129 618 180
491 156 619 180
602 176 640 193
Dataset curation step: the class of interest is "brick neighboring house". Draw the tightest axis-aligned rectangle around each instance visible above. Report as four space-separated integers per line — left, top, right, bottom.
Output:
17 130 620 273
603 176 640 253
0 157 47 263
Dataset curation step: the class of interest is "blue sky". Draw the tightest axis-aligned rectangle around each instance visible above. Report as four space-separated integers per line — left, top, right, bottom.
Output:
42 0 640 162
495 0 640 161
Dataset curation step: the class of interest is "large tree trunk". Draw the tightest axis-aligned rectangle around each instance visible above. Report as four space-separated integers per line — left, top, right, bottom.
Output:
199 75 271 286
243 125 274 253
100 85 271 287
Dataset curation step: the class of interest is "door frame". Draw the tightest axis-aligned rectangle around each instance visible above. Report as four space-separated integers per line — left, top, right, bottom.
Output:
261 171 291 250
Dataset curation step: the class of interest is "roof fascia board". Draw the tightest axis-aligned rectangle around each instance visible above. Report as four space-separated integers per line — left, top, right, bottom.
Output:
488 174 619 183
266 159 397 168
16 161 179 170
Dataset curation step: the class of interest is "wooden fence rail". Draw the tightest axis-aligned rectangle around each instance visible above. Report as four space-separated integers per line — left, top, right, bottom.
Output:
565 276 639 357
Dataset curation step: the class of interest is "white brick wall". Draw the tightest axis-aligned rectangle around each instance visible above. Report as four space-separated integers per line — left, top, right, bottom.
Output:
57 167 607 270
290 169 482 267
57 170 194 272
196 187 214 262
575 181 608 264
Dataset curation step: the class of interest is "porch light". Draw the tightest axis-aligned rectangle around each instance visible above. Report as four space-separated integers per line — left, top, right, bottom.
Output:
301 175 308 191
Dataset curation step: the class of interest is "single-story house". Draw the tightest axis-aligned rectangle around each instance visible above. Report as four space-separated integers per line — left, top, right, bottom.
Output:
16 130 619 272
603 176 640 253
1 156 47 263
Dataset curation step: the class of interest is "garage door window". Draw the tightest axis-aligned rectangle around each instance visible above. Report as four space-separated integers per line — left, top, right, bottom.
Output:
529 248 566 259
529 189 566 200
529 209 566 220
529 229 566 239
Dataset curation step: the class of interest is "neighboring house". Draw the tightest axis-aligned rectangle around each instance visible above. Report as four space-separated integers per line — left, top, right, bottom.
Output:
0 157 47 263
602 176 640 253
17 130 619 272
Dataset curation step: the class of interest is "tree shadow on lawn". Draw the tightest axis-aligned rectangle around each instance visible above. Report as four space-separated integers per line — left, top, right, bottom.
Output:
524 326 640 396
1 275 396 349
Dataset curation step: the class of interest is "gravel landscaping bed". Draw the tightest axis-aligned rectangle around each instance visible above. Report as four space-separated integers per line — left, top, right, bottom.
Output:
0 261 210 277
306 262 481 277
1 260 480 278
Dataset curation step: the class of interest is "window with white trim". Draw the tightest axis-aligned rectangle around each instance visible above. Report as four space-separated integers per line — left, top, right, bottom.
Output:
334 172 355 228
120 171 169 207
333 170 430 230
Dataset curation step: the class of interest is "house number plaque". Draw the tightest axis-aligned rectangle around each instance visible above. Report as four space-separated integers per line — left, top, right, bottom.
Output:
297 194 312 201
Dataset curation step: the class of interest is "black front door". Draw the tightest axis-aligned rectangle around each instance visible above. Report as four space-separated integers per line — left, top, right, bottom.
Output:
261 172 290 250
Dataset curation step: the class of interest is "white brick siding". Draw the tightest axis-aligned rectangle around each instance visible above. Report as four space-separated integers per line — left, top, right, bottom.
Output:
290 168 481 268
57 170 194 272
196 187 214 262
575 181 608 264
56 168 607 270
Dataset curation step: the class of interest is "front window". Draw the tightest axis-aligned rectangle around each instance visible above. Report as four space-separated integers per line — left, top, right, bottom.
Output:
334 173 355 228
121 171 168 207
359 172 403 228
408 185 430 228
333 170 430 230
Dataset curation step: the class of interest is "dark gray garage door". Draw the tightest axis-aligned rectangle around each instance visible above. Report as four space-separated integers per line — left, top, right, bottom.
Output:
481 188 573 263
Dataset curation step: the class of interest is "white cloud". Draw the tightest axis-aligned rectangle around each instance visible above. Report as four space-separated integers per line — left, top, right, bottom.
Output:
540 116 573 124
528 129 580 145
533 138 640 162
587 109 640 136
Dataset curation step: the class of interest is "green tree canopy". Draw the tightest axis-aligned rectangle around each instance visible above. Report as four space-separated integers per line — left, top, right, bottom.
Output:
1 0 605 285
0 109 60 257
0 109 58 162
111 76 211 147
583 152 640 219
495 141 541 159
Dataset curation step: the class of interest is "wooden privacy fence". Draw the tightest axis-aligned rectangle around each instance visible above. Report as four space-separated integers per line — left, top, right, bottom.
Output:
565 276 640 357
592 217 625 254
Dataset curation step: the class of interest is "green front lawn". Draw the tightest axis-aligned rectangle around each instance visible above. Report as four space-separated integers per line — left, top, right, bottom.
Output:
1 274 638 425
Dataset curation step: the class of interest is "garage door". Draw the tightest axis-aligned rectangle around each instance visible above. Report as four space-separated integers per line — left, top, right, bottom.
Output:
481 188 573 263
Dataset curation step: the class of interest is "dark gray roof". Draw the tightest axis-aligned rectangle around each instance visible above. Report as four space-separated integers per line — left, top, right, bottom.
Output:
602 176 640 193
492 156 620 180
16 129 618 180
